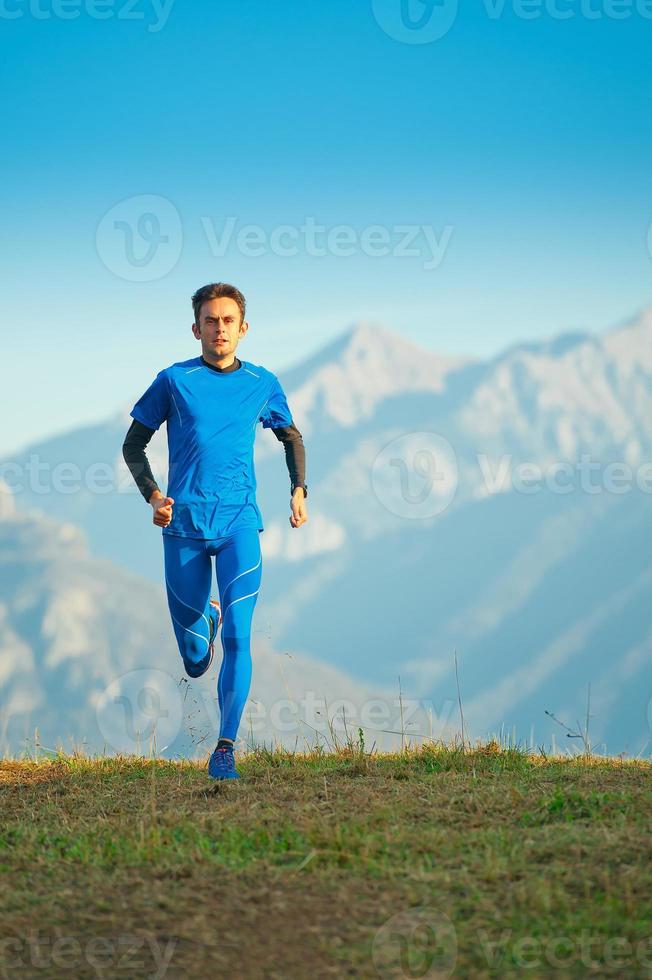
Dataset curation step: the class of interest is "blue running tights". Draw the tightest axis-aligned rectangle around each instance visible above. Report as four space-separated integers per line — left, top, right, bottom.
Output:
163 527 262 741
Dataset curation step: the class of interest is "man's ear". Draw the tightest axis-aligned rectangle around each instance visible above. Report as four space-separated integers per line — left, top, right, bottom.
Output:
191 322 200 339
240 320 249 337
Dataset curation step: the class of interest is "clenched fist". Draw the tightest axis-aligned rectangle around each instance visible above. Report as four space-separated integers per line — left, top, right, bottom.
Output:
149 491 175 528
289 487 308 529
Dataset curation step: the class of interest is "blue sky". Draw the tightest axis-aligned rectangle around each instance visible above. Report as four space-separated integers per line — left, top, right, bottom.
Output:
2 0 652 453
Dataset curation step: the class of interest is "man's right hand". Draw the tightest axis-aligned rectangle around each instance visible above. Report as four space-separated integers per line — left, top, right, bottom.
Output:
149 491 175 528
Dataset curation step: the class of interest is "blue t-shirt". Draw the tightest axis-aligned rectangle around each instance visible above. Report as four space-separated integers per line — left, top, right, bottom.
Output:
129 356 293 539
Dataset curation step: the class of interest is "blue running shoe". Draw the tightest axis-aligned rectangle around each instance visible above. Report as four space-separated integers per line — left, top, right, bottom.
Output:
184 600 221 679
208 745 240 780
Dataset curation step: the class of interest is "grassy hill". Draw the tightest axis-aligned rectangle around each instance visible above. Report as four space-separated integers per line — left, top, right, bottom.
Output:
1 743 651 978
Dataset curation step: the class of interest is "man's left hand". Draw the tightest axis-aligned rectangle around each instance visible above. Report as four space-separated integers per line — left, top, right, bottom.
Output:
290 488 308 528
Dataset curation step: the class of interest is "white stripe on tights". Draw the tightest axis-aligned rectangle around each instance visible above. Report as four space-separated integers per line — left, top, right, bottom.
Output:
222 553 262 598
165 576 210 635
222 588 260 622
170 612 210 650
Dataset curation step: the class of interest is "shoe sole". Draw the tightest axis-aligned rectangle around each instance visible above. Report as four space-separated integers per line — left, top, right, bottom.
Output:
210 600 222 630
206 600 222 666
185 601 221 679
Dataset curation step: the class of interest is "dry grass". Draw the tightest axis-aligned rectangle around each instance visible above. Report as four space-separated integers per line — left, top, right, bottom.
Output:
1 742 651 978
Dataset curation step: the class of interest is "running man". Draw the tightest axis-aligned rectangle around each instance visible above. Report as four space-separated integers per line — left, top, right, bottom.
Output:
122 282 308 780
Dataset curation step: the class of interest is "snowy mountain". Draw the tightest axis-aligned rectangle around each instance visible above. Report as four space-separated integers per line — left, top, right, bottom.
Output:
1 309 651 754
275 320 471 433
457 309 652 462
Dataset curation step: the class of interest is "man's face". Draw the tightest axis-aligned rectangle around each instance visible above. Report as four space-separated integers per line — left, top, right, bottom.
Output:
192 296 248 359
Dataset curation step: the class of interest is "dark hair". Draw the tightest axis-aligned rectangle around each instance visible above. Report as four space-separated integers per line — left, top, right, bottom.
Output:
191 282 246 325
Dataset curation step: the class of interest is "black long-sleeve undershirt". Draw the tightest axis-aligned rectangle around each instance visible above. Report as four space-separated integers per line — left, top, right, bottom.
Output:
122 400 306 504
122 419 161 503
